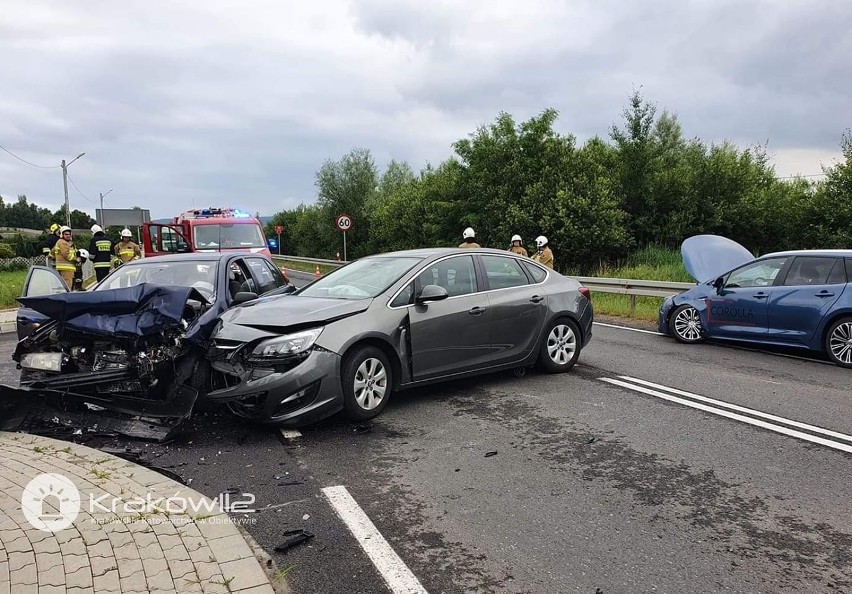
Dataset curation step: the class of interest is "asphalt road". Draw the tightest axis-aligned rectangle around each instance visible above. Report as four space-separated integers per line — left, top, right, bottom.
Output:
2 293 851 593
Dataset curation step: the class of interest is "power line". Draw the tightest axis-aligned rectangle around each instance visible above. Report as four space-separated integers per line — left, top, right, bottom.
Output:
66 173 96 204
775 173 827 180
0 143 60 169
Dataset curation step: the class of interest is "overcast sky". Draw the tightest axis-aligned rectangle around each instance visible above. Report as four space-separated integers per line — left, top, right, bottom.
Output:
0 0 849 218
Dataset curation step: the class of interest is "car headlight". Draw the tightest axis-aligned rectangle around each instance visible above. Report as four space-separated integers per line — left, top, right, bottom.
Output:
251 328 323 358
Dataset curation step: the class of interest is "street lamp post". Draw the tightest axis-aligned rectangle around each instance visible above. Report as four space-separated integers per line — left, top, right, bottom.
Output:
99 188 114 227
61 152 85 227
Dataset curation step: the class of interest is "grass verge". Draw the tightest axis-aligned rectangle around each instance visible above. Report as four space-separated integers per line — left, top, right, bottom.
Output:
589 293 664 322
0 270 27 309
271 257 339 275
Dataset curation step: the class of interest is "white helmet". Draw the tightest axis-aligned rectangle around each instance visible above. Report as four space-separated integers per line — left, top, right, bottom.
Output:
535 235 548 248
59 226 72 234
121 228 132 238
90 224 103 234
511 234 522 243
77 248 90 260
463 227 475 239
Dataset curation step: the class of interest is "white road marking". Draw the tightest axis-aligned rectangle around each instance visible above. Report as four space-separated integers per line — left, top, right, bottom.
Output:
279 429 302 439
593 321 664 336
322 485 428 594
599 376 852 454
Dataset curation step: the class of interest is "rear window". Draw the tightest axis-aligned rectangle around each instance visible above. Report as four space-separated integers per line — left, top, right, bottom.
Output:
845 259 852 283
522 260 548 283
481 255 529 290
783 257 840 286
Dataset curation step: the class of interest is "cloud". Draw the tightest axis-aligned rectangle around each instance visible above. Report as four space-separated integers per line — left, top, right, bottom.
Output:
0 0 847 217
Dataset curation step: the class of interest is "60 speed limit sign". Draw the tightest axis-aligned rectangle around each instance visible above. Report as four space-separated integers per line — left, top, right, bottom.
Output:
336 214 353 232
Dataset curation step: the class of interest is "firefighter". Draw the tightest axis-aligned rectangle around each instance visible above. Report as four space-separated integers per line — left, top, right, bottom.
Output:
88 224 114 281
52 226 77 288
114 228 141 265
459 227 480 248
42 223 61 267
531 235 554 269
509 234 528 257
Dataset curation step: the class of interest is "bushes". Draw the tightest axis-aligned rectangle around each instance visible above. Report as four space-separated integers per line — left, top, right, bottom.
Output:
0 243 14 259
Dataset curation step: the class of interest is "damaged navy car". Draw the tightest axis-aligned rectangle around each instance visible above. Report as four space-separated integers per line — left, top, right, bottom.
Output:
659 235 852 367
3 253 294 439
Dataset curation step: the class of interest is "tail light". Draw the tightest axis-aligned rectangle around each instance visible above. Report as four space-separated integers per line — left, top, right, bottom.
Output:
579 287 591 299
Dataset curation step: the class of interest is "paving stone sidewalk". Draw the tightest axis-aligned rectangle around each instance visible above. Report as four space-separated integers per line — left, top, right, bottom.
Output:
0 432 278 593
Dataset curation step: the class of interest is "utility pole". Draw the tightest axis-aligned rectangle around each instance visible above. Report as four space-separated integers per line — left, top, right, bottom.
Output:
99 188 114 227
61 152 85 228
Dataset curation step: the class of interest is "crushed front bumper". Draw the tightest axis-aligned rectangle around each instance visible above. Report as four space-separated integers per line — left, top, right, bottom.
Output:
207 348 343 426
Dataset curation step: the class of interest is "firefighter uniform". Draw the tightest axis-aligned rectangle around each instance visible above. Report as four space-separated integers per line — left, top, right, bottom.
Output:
114 240 141 264
532 246 554 269
53 238 77 288
89 232 114 281
509 245 528 257
459 241 481 249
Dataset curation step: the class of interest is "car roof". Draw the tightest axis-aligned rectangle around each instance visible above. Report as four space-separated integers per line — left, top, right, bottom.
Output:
760 249 852 259
132 252 248 265
365 247 524 259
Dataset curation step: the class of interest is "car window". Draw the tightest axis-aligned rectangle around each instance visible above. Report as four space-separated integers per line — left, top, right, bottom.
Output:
725 258 786 288
96 261 218 300
416 255 477 297
25 268 68 297
228 259 256 299
783 257 839 286
522 260 548 283
247 258 286 294
298 257 421 300
481 255 529 290
390 282 414 308
827 259 847 284
846 259 852 283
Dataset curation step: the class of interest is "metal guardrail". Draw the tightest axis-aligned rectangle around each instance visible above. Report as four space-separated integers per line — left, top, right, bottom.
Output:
271 255 696 313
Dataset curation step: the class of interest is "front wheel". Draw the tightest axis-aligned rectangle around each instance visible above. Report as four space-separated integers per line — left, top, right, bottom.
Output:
669 305 705 344
537 318 581 373
341 346 392 421
825 317 852 368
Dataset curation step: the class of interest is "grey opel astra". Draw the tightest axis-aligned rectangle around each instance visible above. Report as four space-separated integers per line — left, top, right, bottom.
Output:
206 248 593 426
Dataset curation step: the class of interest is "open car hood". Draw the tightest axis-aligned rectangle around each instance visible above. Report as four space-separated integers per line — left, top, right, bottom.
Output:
221 295 370 329
18 283 207 338
681 235 754 283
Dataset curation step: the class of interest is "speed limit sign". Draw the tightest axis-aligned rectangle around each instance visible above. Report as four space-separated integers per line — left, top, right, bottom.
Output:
336 214 353 231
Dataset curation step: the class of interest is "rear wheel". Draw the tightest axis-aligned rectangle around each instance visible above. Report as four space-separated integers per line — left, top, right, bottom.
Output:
825 317 852 368
537 318 581 373
669 305 704 344
341 346 392 421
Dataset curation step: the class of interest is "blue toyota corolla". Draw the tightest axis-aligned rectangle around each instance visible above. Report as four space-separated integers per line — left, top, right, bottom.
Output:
659 235 852 367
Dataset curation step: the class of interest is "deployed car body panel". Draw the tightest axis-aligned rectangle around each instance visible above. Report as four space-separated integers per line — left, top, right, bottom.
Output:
681 234 754 283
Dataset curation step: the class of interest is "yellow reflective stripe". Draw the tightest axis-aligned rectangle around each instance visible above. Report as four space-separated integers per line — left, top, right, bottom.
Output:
56 265 76 271
93 262 112 268
96 241 112 251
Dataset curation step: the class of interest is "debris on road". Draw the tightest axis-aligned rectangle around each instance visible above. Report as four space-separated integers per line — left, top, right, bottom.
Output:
484 451 498 457
353 424 373 435
274 529 315 553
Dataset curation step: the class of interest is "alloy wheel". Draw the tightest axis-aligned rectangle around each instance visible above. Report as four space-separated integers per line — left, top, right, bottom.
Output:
353 357 388 410
674 307 702 342
546 324 577 365
829 322 852 365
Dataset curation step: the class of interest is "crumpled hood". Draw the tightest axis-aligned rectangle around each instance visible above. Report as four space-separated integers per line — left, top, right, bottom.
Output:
18 283 207 338
681 235 754 283
220 295 370 329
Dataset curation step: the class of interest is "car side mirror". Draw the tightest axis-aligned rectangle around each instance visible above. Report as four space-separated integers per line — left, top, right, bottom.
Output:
415 284 449 305
713 276 725 291
233 291 258 304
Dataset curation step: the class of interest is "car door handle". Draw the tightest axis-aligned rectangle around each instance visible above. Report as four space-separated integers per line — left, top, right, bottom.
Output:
753 293 768 299
815 291 835 298
529 295 544 303
468 306 487 316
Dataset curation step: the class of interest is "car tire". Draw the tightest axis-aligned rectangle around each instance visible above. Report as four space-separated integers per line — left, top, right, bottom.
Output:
825 317 852 368
341 345 392 421
537 318 581 373
669 305 705 344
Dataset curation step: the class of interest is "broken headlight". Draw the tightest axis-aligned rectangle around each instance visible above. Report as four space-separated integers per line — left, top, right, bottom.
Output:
20 352 64 372
251 328 323 359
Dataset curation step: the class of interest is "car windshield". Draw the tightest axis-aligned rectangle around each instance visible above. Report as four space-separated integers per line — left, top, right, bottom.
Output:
298 257 422 300
96 260 219 300
193 223 266 249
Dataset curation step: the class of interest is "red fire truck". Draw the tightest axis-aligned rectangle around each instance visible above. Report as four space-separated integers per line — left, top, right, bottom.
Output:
142 207 272 258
